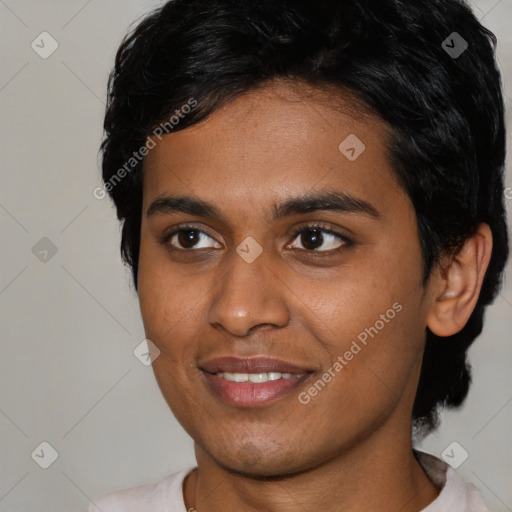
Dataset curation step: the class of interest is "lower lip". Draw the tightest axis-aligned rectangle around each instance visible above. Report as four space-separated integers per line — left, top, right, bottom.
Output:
202 372 311 407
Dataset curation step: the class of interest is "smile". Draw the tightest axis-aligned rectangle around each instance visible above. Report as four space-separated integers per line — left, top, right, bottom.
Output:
215 371 305 382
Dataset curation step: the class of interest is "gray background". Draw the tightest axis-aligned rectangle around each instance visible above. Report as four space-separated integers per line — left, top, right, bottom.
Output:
0 1 511 511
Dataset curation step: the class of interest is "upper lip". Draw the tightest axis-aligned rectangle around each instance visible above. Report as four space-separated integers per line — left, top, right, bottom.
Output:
200 356 313 375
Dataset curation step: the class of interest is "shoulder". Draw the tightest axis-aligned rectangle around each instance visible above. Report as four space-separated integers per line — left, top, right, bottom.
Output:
415 450 490 512
88 467 196 512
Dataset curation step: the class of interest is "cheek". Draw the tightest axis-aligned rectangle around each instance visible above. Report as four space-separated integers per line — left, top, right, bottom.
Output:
297 300 423 438
137 244 228 388
298 265 403 349
137 236 194 348
298 252 425 395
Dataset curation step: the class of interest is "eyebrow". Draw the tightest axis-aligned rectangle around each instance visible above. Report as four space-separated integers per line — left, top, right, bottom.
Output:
145 190 381 222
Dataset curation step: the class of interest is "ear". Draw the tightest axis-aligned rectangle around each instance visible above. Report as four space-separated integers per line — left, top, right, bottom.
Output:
426 223 493 337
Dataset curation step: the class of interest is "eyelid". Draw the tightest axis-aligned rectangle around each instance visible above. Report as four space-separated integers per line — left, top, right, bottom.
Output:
288 220 351 239
163 222 214 239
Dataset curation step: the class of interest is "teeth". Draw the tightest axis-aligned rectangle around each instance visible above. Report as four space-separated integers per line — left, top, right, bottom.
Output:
249 373 267 383
216 371 304 382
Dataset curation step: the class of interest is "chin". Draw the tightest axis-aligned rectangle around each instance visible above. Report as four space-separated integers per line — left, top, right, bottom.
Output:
204 438 316 479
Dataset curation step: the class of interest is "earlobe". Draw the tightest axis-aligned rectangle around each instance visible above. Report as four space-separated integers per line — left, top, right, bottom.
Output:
426 223 493 337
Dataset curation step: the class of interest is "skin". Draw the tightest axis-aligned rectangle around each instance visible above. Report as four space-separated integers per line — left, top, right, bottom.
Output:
137 79 492 512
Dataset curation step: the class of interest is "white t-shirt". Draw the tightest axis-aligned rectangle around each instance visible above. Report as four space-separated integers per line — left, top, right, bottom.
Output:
88 451 490 511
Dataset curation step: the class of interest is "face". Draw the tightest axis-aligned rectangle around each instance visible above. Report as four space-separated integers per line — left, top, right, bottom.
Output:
138 80 434 477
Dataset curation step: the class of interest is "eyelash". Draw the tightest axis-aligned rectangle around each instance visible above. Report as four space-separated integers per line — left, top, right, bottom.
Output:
162 222 353 255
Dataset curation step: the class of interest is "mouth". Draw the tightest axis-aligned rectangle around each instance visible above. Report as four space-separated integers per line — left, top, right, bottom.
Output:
199 356 314 407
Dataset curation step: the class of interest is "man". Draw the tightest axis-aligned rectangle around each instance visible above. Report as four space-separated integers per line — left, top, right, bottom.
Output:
91 0 509 510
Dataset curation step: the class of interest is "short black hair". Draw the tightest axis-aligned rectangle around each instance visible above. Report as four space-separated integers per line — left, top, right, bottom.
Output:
100 0 509 435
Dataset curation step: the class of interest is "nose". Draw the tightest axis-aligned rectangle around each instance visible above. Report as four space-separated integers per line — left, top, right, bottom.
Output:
206 248 290 338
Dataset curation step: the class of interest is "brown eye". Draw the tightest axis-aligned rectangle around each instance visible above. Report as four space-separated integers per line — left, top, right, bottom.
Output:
299 229 324 250
166 227 222 251
177 229 201 249
288 225 351 253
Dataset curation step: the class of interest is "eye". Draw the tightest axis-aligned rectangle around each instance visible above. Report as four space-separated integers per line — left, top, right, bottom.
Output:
162 223 352 254
165 225 221 250
287 224 351 253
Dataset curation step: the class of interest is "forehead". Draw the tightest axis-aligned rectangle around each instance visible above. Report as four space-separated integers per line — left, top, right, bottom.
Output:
142 80 404 218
